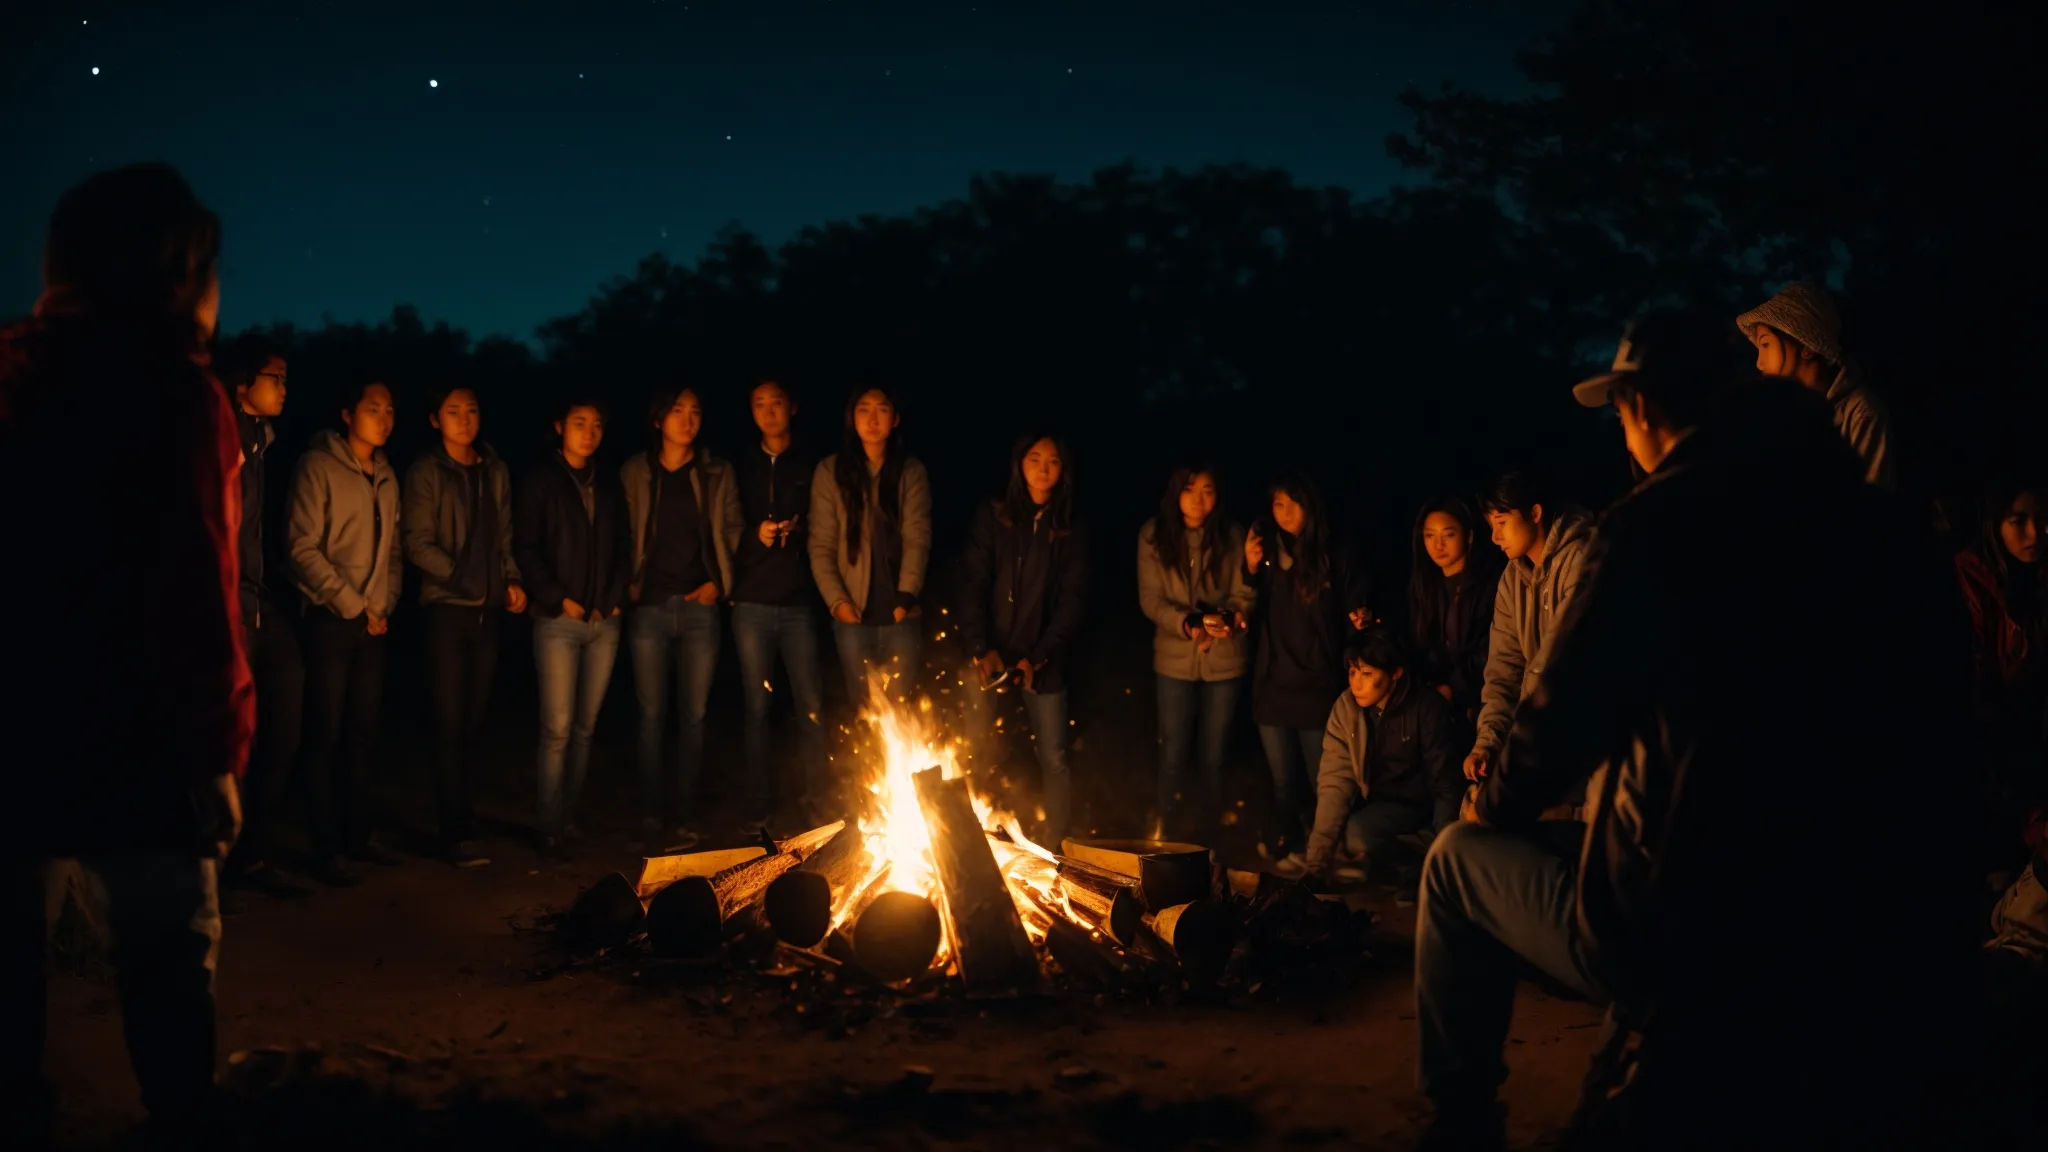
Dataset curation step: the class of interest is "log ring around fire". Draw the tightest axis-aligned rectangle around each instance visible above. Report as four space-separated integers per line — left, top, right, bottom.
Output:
853 890 944 981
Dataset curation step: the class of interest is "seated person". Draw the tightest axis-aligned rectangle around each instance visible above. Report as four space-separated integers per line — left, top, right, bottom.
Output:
1302 629 1460 898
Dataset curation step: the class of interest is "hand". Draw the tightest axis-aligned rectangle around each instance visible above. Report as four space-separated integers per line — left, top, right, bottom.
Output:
1015 659 1038 692
1436 684 1455 703
973 650 1006 687
1202 614 1233 639
1243 527 1265 572
1459 785 1482 824
609 606 624 620
505 583 528 614
892 605 909 624
1348 607 1374 631
561 597 588 622
687 582 720 605
1463 750 1489 781
758 520 782 547
831 601 862 625
366 612 389 636
194 774 242 859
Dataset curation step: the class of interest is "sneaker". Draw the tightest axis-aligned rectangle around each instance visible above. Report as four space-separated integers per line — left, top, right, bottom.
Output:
1334 863 1368 884
447 840 491 868
1271 852 1308 878
312 856 362 887
663 826 702 853
352 840 405 868
228 862 314 900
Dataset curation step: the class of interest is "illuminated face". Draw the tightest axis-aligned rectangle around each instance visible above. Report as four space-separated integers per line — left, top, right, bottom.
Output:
1347 661 1401 709
557 405 604 462
1486 506 1542 562
344 383 396 449
430 388 481 449
2002 491 2041 566
659 389 702 448
852 389 898 447
1616 391 1663 474
238 355 288 418
1421 510 1469 575
1021 438 1063 501
1178 471 1218 528
1271 490 1307 537
751 382 794 440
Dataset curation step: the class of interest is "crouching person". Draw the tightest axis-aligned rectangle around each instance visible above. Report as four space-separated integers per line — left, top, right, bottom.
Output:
1302 630 1459 901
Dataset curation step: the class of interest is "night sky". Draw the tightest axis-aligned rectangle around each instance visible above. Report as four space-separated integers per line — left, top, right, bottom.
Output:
6 1 1565 341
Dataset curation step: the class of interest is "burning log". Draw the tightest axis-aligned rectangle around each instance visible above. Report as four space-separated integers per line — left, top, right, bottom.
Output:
635 846 768 900
764 820 874 947
1043 914 1127 989
1144 900 1236 985
913 767 1041 995
1001 854 1140 946
645 822 846 957
564 872 645 952
1060 838 1213 910
853 890 943 982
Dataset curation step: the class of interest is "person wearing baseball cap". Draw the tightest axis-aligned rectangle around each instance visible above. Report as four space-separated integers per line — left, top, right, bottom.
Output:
1412 306 1974 1149
1736 282 1895 489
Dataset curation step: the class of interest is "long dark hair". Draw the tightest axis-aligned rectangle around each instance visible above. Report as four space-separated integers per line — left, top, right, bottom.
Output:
39 163 221 355
1153 460 1230 590
1265 471 1331 605
1974 474 2046 642
1408 494 1495 647
835 383 907 561
1002 430 1073 531
644 380 698 456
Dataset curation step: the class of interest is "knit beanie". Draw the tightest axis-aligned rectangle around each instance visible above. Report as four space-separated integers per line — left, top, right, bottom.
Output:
1735 282 1843 365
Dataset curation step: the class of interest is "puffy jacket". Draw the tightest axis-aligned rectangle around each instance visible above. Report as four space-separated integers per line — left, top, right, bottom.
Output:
622 448 743 599
401 441 519 607
287 428 404 620
1304 676 1459 869
1137 519 1257 681
956 498 1089 694
807 453 934 617
515 454 632 620
1470 506 1596 763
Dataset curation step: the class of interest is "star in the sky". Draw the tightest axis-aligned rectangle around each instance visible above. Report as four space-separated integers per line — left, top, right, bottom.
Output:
91 67 100 75
429 78 439 88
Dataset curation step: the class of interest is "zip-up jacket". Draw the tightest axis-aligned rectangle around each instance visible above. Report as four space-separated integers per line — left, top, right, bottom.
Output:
1304 676 1458 869
732 441 816 606
515 454 632 620
622 448 742 599
288 428 403 620
402 440 519 608
957 497 1089 694
1470 507 1597 762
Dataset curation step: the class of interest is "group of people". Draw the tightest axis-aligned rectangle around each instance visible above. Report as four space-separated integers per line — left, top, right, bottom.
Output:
8 162 2043 1148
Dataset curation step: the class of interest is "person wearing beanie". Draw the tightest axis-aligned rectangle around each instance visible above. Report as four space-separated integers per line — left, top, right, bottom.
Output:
1736 281 1895 489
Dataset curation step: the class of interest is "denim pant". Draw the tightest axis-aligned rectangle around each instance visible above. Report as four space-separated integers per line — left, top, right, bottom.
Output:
1413 820 1605 1104
831 618 923 708
534 613 622 838
630 597 721 823
423 605 501 842
9 856 223 1142
298 610 387 858
1256 723 1320 855
961 679 1073 845
732 603 828 816
1344 798 1435 867
232 611 304 871
1155 675 1243 830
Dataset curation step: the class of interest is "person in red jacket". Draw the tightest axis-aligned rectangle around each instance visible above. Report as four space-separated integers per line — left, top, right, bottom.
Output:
1956 473 2046 873
0 164 254 1147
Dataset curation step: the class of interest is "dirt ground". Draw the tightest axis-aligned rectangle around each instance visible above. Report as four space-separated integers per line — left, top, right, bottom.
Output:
45 623 1607 1150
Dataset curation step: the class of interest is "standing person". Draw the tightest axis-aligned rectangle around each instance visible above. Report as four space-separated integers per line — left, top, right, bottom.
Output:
1413 309 1976 1150
1408 495 1500 753
217 341 312 901
1138 461 1256 840
2 162 253 1148
730 379 829 831
1956 474 2047 873
622 385 741 853
1242 472 1371 875
1737 281 1895 489
516 398 631 857
809 383 932 708
402 384 525 868
289 378 405 885
959 432 1090 848
1463 472 1596 789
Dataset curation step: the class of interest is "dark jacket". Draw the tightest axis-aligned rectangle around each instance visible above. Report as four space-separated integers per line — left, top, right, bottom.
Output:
0 314 255 854
1304 675 1457 868
514 454 632 620
235 408 278 625
1247 539 1371 731
1411 564 1496 718
1955 546 2042 719
402 441 520 608
731 441 816 607
1487 381 1976 1141
957 498 1089 694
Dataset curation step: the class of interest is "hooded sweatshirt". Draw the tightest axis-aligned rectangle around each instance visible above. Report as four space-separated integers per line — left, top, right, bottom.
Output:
1303 676 1459 869
288 428 404 620
402 440 519 607
1470 506 1597 762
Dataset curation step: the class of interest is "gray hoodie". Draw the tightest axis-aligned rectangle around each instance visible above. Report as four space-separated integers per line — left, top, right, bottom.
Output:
287 428 403 620
1470 506 1597 763
401 441 520 607
1825 367 1894 490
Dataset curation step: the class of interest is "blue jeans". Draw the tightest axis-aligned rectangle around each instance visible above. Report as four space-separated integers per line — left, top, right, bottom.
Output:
1344 798 1435 866
1414 820 1605 1104
961 679 1072 846
1155 675 1242 830
630 597 721 823
831 618 923 708
534 613 623 837
1257 723 1321 855
731 603 828 815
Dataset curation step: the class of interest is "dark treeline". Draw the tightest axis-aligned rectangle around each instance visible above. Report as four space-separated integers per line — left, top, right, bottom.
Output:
220 0 2039 619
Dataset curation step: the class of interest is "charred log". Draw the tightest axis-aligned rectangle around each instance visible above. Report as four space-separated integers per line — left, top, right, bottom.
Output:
1145 900 1236 985
764 820 873 947
913 767 1041 995
852 890 943 982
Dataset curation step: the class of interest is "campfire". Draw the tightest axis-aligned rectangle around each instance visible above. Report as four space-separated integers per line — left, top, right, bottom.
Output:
560 674 1361 996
